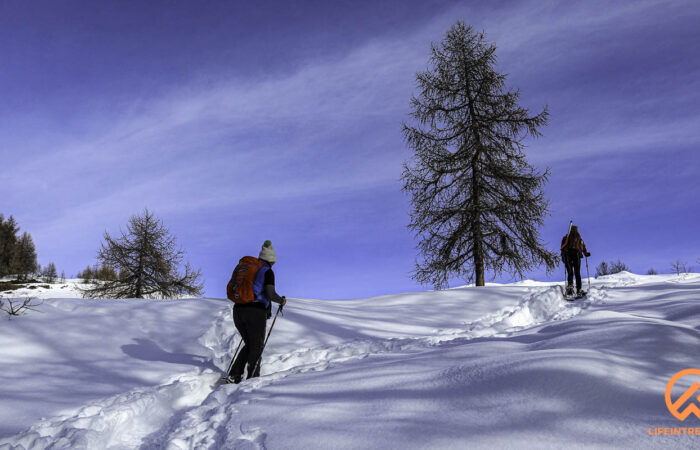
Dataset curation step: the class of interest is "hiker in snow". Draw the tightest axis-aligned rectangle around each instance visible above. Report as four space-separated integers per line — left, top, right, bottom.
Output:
226 240 286 384
560 225 591 297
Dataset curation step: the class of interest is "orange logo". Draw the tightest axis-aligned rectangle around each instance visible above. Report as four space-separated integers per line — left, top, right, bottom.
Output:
666 369 700 421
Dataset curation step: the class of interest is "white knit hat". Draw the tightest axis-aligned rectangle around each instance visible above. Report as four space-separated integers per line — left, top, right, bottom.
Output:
259 240 277 263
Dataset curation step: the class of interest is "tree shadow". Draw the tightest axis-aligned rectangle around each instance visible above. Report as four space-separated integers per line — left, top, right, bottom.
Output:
121 338 218 371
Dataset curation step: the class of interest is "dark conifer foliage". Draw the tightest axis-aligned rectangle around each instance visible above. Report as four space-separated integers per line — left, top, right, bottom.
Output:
43 262 58 283
402 22 557 288
0 215 20 277
16 233 39 280
82 209 203 299
77 264 118 282
0 215 39 279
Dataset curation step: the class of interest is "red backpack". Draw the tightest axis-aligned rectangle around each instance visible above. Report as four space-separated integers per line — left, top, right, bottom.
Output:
226 256 264 304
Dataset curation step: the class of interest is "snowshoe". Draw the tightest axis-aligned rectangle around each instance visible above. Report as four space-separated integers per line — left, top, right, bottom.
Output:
222 375 242 384
213 375 242 388
562 285 576 301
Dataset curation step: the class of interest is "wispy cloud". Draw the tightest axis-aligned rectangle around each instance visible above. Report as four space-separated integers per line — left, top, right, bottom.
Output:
3 21 435 245
3 0 699 293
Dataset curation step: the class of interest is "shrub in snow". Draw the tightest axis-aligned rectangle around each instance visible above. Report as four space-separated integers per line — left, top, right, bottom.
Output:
670 260 689 275
0 297 43 318
595 259 628 278
0 281 22 292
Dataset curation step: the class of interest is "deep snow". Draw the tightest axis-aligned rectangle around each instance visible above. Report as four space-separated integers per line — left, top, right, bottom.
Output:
1 273 699 449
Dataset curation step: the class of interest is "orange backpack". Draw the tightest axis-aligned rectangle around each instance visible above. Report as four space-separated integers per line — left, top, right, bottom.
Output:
226 256 264 304
561 234 581 251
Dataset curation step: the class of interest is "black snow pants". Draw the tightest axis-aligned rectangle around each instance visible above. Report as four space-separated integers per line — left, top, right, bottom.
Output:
563 250 582 292
229 304 267 379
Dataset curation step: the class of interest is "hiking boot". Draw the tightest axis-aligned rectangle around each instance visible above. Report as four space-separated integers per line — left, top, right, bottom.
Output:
565 285 575 296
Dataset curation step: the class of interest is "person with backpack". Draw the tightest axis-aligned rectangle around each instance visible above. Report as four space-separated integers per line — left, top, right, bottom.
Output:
226 240 286 384
560 225 591 297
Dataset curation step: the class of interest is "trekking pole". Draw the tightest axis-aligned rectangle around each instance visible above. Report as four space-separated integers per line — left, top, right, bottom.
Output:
225 306 243 375
226 337 243 376
585 254 591 292
252 303 283 377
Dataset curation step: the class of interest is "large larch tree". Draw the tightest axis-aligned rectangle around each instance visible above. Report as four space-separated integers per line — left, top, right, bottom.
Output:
402 22 557 288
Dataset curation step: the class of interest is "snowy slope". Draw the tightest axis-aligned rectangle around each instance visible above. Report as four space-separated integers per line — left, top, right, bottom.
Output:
1 273 699 449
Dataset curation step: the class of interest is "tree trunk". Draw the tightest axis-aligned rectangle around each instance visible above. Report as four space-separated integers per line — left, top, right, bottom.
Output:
471 151 485 286
136 245 144 298
466 79 486 287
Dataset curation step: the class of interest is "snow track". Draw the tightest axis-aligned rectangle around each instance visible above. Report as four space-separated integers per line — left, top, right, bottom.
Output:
0 307 235 450
1 374 215 450
139 285 611 449
0 280 644 449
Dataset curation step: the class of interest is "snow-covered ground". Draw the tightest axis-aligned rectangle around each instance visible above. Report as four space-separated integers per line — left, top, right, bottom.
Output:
0 278 88 299
1 273 699 449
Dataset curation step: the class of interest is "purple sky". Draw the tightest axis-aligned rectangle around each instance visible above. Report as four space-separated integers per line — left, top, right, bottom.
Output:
2 1 699 299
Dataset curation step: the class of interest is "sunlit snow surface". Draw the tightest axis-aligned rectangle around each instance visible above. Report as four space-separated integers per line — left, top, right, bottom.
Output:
1 273 699 449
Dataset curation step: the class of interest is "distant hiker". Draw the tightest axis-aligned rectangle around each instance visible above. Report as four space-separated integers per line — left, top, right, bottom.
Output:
561 225 591 296
225 240 286 384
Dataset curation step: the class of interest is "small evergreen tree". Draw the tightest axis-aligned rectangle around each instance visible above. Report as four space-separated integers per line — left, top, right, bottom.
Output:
95 264 118 281
0 215 20 277
82 209 203 299
43 262 58 283
16 232 38 281
402 22 556 288
77 265 94 283
0 216 40 280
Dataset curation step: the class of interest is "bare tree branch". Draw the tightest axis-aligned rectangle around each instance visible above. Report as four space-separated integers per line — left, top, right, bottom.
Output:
1 297 43 318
